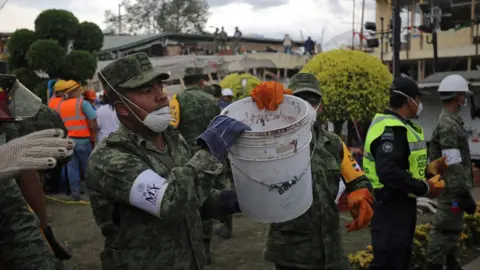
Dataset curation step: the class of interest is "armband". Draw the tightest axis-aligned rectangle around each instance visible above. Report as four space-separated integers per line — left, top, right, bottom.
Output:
129 169 169 217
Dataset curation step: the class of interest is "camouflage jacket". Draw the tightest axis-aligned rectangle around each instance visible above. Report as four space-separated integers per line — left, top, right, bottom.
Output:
264 126 370 269
14 104 67 137
176 86 220 152
429 109 472 231
0 123 63 269
86 124 224 270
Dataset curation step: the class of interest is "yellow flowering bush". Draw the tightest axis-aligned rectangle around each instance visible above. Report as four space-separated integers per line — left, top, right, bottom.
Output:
219 73 262 100
300 49 392 122
349 205 480 270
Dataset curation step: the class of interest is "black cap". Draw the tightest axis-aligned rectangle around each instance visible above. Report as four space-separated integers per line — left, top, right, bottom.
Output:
390 77 422 98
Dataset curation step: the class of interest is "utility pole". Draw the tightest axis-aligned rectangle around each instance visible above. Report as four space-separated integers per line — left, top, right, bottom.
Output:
118 3 124 35
359 0 366 49
391 0 401 78
352 0 356 50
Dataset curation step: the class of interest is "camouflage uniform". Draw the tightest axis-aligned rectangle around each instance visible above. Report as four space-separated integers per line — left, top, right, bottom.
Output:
0 123 63 269
426 109 473 266
175 67 225 262
87 54 226 270
14 104 68 193
265 73 371 270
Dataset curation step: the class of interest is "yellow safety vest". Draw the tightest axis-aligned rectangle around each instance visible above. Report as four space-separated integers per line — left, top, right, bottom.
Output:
363 113 427 196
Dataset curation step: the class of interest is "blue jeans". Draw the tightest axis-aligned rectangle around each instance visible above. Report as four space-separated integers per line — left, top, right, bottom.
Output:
66 142 92 197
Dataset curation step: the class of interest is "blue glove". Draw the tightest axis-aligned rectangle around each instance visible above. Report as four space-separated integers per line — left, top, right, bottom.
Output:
219 190 241 215
197 115 251 161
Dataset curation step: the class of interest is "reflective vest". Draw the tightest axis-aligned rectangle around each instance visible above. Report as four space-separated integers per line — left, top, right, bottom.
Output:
48 96 63 113
58 98 91 138
363 113 427 195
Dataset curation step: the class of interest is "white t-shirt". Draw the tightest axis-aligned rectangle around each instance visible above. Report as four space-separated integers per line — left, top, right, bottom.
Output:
96 104 120 143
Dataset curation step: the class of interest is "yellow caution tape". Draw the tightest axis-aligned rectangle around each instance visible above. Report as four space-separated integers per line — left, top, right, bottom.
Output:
45 195 90 205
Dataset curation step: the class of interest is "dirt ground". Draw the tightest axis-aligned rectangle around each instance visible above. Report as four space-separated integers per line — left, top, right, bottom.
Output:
46 199 433 270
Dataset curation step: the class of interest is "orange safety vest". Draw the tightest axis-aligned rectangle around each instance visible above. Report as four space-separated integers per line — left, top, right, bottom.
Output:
58 97 91 138
48 96 63 113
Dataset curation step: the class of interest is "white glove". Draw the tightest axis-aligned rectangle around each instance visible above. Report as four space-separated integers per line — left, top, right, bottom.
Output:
417 197 438 214
0 129 74 181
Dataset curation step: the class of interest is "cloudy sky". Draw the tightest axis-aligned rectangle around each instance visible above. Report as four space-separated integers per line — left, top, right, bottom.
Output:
0 0 377 47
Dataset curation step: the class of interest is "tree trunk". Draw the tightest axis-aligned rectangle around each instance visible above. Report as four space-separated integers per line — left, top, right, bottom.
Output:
333 121 344 137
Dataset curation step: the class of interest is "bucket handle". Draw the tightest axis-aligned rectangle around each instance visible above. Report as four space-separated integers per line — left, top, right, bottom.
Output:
229 126 318 195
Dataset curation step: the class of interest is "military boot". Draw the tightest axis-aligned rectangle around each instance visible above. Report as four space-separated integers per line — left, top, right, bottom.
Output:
446 255 463 270
204 241 212 265
214 215 233 239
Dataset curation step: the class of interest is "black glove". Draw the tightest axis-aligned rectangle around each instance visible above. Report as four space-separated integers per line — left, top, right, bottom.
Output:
197 115 251 162
458 191 477 215
218 189 241 215
43 226 72 261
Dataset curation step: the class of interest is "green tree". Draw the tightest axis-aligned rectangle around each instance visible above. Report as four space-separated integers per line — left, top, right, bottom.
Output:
26 39 66 77
220 73 262 100
300 49 392 136
60 50 97 84
74 22 104 52
104 0 210 34
34 9 79 48
7 29 37 70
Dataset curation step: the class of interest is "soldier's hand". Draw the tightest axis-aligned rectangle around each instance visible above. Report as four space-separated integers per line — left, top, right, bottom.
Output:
425 175 445 198
427 156 448 175
459 191 477 215
0 129 74 181
250 81 293 111
346 188 374 232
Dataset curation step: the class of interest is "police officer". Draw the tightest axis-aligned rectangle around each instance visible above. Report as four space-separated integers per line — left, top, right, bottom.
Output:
426 74 477 270
363 77 446 270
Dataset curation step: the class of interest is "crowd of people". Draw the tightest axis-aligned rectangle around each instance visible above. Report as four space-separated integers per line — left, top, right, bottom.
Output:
0 51 477 270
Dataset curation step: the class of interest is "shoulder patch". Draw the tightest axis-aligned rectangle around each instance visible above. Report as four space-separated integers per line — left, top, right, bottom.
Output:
381 130 395 141
169 94 180 128
381 141 394 153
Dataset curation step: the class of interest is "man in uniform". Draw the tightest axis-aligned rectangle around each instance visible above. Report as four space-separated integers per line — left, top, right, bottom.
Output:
88 53 248 269
259 74 375 270
0 74 73 269
170 67 226 263
426 74 477 270
363 77 446 270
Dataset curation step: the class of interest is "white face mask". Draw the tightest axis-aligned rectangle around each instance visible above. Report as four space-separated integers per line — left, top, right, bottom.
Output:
392 90 422 117
142 106 172 133
460 97 468 110
307 102 321 125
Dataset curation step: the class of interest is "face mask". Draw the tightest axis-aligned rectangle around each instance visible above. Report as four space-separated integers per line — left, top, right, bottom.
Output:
460 98 468 110
142 106 172 133
392 90 422 117
307 102 321 125
416 101 423 116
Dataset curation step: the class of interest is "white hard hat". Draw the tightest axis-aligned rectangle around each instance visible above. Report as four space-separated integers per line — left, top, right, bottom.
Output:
438 74 472 100
222 88 234 96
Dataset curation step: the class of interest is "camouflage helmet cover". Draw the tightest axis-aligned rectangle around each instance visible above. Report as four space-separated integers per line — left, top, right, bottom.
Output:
288 73 322 97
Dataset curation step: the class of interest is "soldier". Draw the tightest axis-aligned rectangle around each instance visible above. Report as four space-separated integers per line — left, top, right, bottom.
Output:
219 27 228 52
426 74 477 270
213 28 219 53
170 67 225 263
88 52 249 269
0 74 73 269
257 74 375 270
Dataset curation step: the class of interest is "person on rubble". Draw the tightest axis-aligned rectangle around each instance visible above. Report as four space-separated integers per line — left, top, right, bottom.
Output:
255 73 374 270
0 74 74 269
170 67 229 264
57 80 97 201
87 52 247 269
363 76 447 270
426 74 477 270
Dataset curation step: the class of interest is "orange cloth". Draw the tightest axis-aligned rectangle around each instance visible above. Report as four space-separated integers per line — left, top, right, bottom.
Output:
48 96 63 113
346 188 374 232
427 156 448 175
250 81 293 111
58 98 91 138
426 175 445 198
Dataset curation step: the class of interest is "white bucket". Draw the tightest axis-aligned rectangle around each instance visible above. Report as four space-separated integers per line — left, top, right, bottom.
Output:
221 95 314 223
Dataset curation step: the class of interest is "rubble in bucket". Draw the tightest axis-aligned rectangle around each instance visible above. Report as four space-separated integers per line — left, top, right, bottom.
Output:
221 95 314 223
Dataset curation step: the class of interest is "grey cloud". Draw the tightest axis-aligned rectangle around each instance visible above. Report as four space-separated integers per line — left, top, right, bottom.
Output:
208 0 288 8
11 0 71 9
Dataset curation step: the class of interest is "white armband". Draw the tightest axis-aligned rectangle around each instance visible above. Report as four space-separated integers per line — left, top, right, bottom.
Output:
441 149 462 165
129 169 169 217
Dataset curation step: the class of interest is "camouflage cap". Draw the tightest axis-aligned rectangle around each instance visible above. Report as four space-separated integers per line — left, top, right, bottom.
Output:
184 67 204 78
288 73 322 97
98 53 169 90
